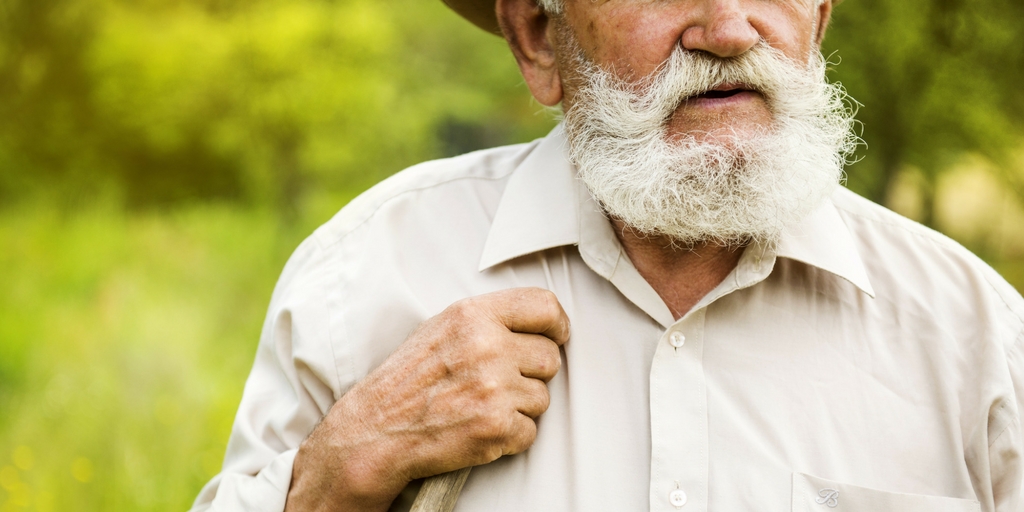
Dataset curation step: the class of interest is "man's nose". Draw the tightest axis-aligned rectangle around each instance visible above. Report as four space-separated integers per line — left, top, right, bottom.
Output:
680 0 760 58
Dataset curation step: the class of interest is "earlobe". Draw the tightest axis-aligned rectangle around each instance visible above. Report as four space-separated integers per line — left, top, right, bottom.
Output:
496 0 564 106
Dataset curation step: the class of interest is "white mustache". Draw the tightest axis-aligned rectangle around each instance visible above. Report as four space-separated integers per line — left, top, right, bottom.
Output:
568 41 824 138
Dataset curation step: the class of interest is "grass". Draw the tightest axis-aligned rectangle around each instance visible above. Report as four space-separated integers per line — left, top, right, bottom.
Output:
0 199 1020 511
0 203 311 511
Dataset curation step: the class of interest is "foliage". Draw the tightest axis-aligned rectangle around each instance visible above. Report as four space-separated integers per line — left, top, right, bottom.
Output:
824 0 1024 224
0 204 312 510
0 0 555 210
2 0 1022 220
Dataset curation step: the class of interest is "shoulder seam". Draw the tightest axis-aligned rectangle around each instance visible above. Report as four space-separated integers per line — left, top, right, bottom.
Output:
315 171 514 250
834 202 961 253
835 204 1024 329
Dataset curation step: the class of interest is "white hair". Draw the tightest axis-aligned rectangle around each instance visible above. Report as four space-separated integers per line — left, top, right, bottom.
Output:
536 0 563 15
562 38 859 247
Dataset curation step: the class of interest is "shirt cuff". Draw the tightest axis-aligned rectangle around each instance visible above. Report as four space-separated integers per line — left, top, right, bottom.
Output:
205 449 298 512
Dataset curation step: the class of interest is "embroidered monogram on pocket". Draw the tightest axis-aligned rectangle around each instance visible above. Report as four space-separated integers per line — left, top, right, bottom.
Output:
815 488 839 508
792 473 981 512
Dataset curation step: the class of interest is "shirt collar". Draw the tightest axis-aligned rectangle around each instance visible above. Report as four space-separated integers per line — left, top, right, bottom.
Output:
775 198 876 297
478 124 875 299
478 124 579 272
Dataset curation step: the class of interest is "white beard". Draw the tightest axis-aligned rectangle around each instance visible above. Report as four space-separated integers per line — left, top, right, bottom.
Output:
562 38 859 247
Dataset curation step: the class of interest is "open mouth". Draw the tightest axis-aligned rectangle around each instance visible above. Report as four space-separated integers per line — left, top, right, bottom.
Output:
695 88 748 99
686 83 760 102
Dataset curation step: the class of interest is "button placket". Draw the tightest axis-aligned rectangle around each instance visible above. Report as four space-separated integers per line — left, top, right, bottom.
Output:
650 309 709 511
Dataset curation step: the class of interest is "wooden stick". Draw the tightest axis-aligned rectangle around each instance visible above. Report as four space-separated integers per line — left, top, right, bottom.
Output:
409 467 472 512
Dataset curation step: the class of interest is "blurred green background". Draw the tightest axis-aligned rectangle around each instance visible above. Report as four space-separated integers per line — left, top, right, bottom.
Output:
1 0 1022 509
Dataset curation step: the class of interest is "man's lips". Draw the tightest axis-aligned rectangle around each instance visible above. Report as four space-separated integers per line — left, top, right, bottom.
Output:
685 85 762 106
697 89 748 99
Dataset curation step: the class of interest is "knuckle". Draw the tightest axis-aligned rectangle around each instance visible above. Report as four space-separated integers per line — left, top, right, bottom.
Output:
538 289 560 313
446 298 474 322
535 386 551 413
548 348 565 372
476 410 510 440
508 420 538 455
465 335 499 360
534 357 553 378
477 377 501 397
551 350 562 373
530 345 561 379
483 445 504 464
543 345 562 374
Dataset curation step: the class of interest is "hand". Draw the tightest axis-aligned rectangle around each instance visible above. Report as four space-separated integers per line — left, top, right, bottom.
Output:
285 287 570 512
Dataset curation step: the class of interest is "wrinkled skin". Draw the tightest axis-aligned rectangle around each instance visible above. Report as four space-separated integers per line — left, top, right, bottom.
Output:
286 288 569 512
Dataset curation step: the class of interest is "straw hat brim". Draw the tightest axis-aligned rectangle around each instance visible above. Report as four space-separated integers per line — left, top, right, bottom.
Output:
441 0 843 36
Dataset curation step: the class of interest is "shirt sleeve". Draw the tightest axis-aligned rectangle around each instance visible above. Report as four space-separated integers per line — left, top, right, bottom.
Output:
191 237 342 511
992 328 1024 512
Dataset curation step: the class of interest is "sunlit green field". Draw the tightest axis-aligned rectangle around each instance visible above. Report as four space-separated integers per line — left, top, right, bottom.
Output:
0 203 325 510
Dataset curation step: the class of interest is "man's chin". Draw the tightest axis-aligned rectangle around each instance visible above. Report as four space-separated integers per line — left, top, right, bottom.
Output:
666 105 776 145
666 124 775 147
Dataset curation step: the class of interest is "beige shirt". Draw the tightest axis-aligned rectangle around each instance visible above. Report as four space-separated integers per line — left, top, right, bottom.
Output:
193 125 1024 512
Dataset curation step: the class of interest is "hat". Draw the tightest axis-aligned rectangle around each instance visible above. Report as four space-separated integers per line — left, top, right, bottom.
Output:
441 0 842 36
442 0 503 34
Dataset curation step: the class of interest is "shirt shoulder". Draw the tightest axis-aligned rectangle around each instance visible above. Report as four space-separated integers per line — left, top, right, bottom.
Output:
829 186 1024 340
309 141 539 250
274 141 549 388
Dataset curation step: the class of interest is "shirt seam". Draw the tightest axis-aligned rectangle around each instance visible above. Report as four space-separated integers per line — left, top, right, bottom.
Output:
317 155 528 249
316 172 516 250
310 236 346 394
988 412 1018 449
991 328 1024 448
301 233 346 395
309 225 363 396
835 206 1024 328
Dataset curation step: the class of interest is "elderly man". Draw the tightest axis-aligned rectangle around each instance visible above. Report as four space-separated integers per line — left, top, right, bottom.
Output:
192 0 1024 510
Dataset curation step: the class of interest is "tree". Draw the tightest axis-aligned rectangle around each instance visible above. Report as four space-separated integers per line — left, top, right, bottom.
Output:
824 0 1024 226
0 0 552 211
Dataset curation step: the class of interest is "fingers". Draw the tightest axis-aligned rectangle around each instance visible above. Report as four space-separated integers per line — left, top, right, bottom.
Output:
501 413 538 457
487 288 571 345
511 332 562 381
513 376 551 418
464 407 539 465
360 287 566 479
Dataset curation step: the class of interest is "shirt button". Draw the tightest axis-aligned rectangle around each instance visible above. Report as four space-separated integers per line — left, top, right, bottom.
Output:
669 332 686 348
669 489 688 507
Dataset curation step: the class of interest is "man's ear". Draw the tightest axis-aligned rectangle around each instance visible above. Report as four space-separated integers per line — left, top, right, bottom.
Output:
814 0 833 47
496 0 563 106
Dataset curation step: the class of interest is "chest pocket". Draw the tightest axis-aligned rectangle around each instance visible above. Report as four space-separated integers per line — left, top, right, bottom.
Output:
792 473 981 512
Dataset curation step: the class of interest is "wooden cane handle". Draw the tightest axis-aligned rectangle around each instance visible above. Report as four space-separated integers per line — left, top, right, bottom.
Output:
409 467 472 512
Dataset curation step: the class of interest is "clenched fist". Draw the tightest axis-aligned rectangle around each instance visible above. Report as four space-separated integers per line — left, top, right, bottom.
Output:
285 288 570 512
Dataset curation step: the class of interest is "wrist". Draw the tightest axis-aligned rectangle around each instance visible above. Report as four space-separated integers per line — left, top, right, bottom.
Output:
285 391 411 512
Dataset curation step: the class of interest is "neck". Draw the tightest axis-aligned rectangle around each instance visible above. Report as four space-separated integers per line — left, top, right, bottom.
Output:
611 219 746 320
